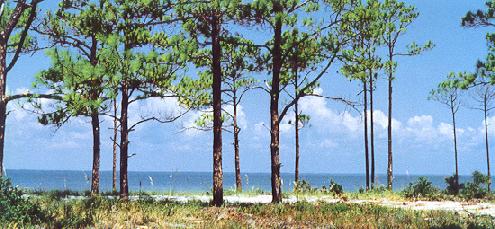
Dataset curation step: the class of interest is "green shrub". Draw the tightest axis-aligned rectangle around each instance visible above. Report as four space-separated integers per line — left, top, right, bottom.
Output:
294 180 316 193
461 171 490 199
137 191 155 203
403 177 440 199
328 179 343 195
47 189 82 200
370 185 388 193
445 174 464 195
0 177 46 225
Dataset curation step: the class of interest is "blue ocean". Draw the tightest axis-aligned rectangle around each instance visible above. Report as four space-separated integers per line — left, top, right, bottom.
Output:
3 170 476 193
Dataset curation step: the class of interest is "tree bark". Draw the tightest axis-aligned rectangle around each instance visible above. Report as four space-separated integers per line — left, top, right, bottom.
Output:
112 96 118 193
387 50 393 190
363 81 370 191
90 111 100 195
270 7 283 203
369 70 375 188
89 35 100 195
119 82 129 200
451 97 459 187
211 14 223 207
0 44 6 177
484 97 491 192
294 53 300 185
294 97 300 184
233 96 242 193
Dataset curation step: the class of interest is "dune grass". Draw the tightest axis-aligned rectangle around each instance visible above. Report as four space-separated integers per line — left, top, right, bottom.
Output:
5 195 492 228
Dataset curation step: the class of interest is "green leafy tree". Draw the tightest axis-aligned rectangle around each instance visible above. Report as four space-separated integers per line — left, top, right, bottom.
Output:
283 30 320 184
340 0 383 191
176 0 245 206
33 0 116 195
0 0 43 176
429 73 463 188
444 63 495 192
381 0 433 190
467 64 495 192
461 0 495 193
102 0 191 199
247 0 355 203
219 39 259 193
186 38 260 193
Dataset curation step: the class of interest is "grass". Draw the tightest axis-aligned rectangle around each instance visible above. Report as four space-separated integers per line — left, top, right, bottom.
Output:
5 195 494 228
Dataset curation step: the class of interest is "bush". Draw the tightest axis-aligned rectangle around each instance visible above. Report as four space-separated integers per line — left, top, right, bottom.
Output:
328 179 343 195
47 189 82 200
461 171 490 199
445 174 464 195
403 177 440 199
369 185 388 193
0 177 46 225
294 180 316 193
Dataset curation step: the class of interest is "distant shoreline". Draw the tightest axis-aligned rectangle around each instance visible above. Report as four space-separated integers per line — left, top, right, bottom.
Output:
2 169 471 177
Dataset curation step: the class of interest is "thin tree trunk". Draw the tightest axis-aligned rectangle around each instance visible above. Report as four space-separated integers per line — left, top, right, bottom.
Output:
270 8 283 203
211 15 223 207
369 70 375 188
451 98 459 187
387 51 393 190
90 111 100 195
112 96 118 193
363 81 370 191
233 97 242 193
0 44 6 177
0 101 6 177
119 82 129 200
294 54 300 185
484 98 491 192
294 98 300 184
89 36 100 195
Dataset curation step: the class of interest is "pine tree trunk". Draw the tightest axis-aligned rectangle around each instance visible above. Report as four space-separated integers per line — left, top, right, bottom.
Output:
294 100 300 184
294 57 300 185
0 102 5 178
119 82 129 200
369 70 375 188
0 44 6 177
90 111 100 195
211 15 223 207
484 101 491 192
451 98 459 186
387 52 393 190
363 81 370 191
233 98 242 193
89 36 100 195
112 97 118 193
270 8 283 203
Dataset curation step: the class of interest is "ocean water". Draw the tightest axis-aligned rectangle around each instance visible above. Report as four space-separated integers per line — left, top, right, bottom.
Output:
4 170 475 193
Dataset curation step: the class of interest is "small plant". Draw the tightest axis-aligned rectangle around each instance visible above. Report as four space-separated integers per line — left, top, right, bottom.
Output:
445 174 464 195
403 177 440 199
461 171 490 199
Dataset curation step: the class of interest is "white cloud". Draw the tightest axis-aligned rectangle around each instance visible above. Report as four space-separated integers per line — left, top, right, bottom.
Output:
128 97 185 126
182 104 249 137
298 90 361 136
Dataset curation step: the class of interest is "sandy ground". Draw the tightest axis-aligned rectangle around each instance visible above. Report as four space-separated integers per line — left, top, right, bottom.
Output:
123 194 495 217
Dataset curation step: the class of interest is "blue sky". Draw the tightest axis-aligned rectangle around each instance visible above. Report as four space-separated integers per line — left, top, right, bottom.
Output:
4 0 495 176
